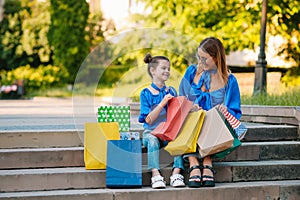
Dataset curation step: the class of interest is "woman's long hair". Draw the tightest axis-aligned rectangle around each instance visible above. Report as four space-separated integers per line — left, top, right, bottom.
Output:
198 37 229 85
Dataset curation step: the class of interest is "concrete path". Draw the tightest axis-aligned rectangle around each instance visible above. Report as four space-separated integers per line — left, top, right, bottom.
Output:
0 97 141 131
1 97 77 131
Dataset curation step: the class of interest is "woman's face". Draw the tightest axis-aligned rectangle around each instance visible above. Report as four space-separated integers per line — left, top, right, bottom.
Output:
197 48 217 72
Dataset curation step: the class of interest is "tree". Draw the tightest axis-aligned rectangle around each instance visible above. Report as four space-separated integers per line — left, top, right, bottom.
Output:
0 0 53 70
20 0 52 67
133 0 299 67
0 0 26 70
268 0 300 65
48 0 89 83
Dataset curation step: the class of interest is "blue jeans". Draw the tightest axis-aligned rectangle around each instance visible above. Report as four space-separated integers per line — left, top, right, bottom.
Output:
142 130 184 171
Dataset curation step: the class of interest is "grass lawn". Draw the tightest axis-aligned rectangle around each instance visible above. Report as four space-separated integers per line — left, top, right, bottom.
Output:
241 86 300 106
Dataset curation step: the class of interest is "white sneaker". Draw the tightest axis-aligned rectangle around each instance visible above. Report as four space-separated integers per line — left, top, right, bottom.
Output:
151 175 166 189
170 174 185 187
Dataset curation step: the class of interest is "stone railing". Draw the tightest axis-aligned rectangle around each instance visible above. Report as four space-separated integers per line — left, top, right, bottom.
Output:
241 105 300 126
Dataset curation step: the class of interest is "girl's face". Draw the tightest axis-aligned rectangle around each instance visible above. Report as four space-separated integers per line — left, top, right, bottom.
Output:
197 48 217 72
151 59 170 81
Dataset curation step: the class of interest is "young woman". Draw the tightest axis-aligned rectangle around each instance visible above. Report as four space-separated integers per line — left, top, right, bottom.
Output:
179 37 242 187
139 53 185 189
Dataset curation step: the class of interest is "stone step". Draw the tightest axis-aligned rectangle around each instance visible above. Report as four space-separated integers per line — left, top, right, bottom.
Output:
0 124 298 149
0 180 299 200
1 160 299 192
0 147 85 169
0 130 83 149
220 141 300 162
1 141 300 169
243 124 299 142
0 146 173 170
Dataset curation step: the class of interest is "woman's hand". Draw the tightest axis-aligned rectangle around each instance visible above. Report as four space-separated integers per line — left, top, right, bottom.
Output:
190 104 201 112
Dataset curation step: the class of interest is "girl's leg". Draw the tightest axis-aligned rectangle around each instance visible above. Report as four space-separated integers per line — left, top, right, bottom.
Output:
172 155 184 175
142 131 166 189
170 155 185 187
142 130 161 171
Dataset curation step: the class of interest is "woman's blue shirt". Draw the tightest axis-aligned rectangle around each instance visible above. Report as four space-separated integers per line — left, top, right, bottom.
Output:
179 64 242 119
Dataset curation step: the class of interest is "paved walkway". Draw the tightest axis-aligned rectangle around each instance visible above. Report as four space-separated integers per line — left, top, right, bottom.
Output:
0 97 142 132
1 97 289 133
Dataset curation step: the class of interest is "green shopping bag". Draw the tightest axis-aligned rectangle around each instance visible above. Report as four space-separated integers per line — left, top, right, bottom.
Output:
98 105 130 131
211 109 242 159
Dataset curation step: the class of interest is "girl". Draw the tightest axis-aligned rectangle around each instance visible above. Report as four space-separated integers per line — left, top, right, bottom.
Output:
138 53 185 189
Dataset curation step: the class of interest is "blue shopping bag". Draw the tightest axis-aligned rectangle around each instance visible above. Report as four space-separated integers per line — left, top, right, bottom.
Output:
106 140 142 188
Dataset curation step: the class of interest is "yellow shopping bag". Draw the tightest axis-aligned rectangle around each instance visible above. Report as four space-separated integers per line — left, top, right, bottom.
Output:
164 110 205 156
84 122 120 169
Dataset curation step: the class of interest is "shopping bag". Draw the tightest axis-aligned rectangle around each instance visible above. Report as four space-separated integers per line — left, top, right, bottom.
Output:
212 133 241 159
151 96 193 141
106 140 142 188
164 110 205 156
84 122 120 169
212 107 242 159
98 105 130 131
197 107 238 158
216 105 248 140
120 132 140 140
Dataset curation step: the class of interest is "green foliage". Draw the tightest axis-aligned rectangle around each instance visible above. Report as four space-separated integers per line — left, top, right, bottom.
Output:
20 0 52 65
86 12 106 49
48 0 89 83
0 65 68 92
134 0 261 53
281 67 300 87
134 0 300 66
99 65 132 87
268 0 300 65
0 0 26 70
109 29 195 73
0 0 53 70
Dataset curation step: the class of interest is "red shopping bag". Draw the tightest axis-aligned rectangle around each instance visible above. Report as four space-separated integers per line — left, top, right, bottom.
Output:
151 96 193 141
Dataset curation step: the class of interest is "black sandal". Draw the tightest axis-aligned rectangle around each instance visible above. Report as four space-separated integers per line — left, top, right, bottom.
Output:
201 165 216 187
187 165 202 188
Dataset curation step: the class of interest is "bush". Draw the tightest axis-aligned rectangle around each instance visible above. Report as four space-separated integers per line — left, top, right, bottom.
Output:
281 67 300 87
0 65 69 94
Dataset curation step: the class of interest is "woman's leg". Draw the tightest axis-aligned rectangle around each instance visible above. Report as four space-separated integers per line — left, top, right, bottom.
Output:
202 156 213 180
201 156 216 187
188 156 201 179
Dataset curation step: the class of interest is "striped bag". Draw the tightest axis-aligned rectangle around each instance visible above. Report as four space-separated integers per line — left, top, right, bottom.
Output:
216 105 247 140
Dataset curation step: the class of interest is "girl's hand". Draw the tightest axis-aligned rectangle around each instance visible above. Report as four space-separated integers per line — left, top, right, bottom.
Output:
190 104 201 112
160 94 173 107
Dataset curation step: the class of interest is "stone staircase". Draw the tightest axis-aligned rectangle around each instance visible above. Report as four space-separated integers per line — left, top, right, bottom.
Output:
0 104 300 199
